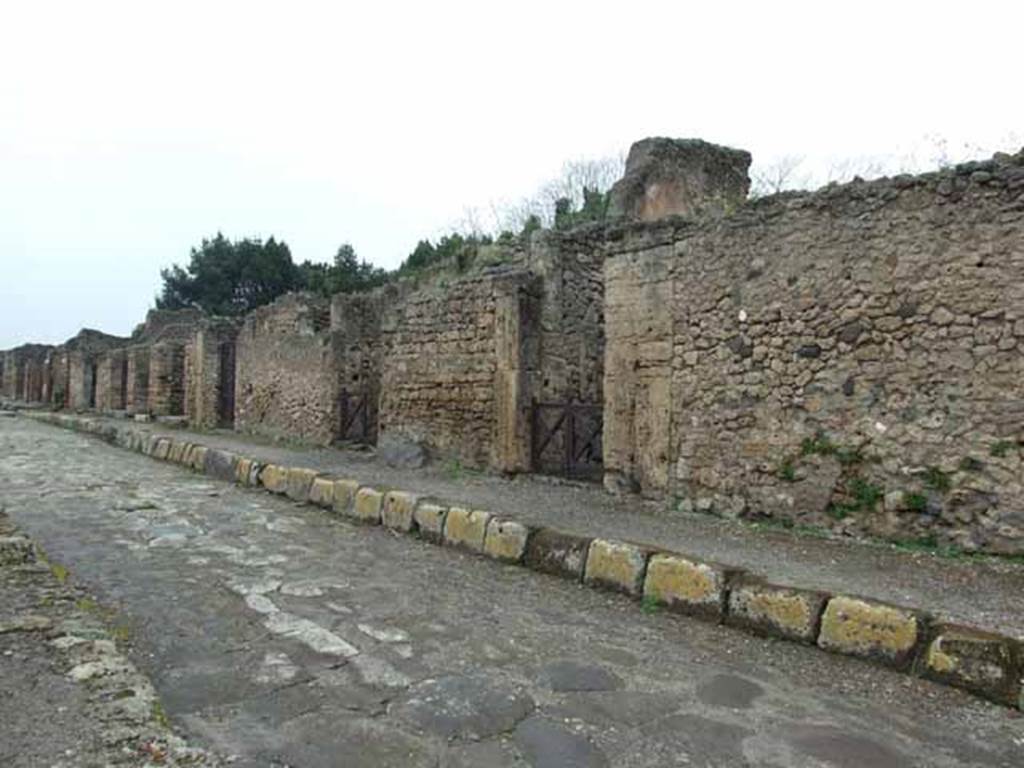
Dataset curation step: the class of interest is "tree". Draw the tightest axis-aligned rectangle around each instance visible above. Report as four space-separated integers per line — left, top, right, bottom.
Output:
299 243 389 297
156 233 301 316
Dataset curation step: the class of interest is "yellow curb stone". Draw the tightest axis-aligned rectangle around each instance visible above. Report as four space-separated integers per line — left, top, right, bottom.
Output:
260 464 289 495
923 624 1022 707
285 467 319 502
413 502 447 543
584 539 650 596
167 441 183 463
643 554 729 617
153 438 171 460
727 579 827 643
443 507 491 552
382 491 419 532
189 445 208 472
235 458 252 484
483 519 531 563
817 596 920 667
308 478 336 508
352 487 384 524
332 479 361 516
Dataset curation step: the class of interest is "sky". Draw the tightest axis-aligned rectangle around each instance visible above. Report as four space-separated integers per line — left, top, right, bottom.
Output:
2 0 1023 348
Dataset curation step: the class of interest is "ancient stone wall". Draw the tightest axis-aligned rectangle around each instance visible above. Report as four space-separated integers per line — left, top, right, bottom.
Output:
604 151 1024 554
0 345 51 402
329 282 413 445
148 342 186 416
125 346 150 414
131 308 205 344
234 293 336 443
184 319 239 429
378 270 539 471
93 350 128 412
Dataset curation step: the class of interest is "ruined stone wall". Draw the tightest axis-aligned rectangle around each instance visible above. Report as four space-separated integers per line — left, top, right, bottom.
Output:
48 352 70 408
604 152 1024 554
378 270 538 471
67 352 93 410
0 346 51 402
148 342 186 416
526 231 605 404
330 282 413 444
94 350 127 412
132 308 205 343
234 293 336 443
125 347 150 414
185 320 239 429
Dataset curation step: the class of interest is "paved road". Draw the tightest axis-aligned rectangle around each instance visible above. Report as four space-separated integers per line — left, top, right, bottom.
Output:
94 416 1024 637
1 417 1022 767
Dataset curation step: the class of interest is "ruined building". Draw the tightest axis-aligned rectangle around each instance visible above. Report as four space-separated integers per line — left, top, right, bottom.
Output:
4 137 1023 555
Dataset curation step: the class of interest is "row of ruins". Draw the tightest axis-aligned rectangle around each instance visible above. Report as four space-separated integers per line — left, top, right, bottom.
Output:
4 138 1024 555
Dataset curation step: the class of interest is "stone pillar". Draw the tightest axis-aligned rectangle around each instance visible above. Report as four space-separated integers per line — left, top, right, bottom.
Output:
602 247 674 494
492 273 540 473
126 347 150 414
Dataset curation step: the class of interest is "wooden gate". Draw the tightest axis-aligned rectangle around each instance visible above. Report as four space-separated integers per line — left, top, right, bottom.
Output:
531 400 603 479
338 389 373 444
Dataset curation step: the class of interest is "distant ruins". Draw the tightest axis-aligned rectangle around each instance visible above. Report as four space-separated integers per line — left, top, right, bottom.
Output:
4 138 1024 556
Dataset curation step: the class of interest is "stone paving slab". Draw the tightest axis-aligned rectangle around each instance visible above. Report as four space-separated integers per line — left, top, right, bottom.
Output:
0 509 223 766
3 415 1024 765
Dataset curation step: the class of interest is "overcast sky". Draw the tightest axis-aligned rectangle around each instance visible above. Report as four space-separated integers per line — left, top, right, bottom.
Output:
2 1 1022 349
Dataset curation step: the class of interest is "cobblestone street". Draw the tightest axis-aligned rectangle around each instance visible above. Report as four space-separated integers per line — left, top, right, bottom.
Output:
2 416 1023 767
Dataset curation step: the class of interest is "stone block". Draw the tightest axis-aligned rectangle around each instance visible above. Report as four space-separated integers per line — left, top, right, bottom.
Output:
285 467 319 502
923 624 1022 707
817 596 922 668
523 529 592 581
642 553 733 618
583 539 650 596
259 464 289 495
332 479 361 516
352 487 384 524
414 502 448 543
483 518 532 563
152 438 171 461
382 491 419 533
235 457 255 485
308 477 336 508
726 578 828 643
443 507 491 552
203 448 237 481
168 441 186 463
189 445 208 472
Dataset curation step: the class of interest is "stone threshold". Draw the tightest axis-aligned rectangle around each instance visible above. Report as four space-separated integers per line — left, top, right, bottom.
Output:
24 410 1024 711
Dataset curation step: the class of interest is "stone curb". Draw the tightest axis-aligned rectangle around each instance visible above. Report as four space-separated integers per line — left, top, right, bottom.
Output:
24 411 1024 711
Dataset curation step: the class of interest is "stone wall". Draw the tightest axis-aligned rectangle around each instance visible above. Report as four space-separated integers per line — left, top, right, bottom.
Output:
148 342 186 416
603 151 1024 554
330 282 413 445
93 350 128 412
184 319 239 429
234 293 336 443
378 269 539 471
125 346 150 414
58 330 129 411
0 345 51 402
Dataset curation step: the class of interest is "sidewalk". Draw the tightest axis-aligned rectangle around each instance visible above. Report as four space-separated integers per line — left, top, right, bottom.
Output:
53 413 1024 640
